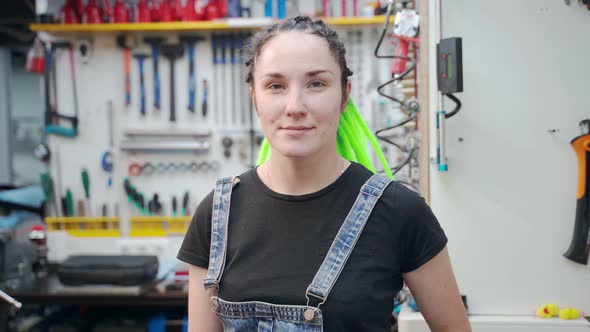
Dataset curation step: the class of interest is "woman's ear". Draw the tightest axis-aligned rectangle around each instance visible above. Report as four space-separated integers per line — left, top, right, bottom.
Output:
249 86 259 117
342 80 352 112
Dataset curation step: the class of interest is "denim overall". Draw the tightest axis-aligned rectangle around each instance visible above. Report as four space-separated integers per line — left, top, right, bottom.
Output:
203 173 393 331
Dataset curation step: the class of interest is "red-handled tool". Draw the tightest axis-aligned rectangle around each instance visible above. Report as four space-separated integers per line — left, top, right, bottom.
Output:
113 0 130 23
83 0 102 23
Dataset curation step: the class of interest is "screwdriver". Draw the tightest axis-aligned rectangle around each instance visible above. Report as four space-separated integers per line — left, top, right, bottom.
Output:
229 33 236 125
40 172 56 216
182 191 190 216
202 79 208 118
81 168 91 216
172 196 177 217
64 189 74 217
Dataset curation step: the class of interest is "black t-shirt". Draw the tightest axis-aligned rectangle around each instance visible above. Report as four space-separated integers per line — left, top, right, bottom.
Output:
177 162 447 331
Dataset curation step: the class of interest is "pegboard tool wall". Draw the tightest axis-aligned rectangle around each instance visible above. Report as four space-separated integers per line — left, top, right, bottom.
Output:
428 0 590 315
42 25 405 237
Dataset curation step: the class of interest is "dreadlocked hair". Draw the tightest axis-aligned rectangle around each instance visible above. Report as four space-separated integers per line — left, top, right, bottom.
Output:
246 16 394 179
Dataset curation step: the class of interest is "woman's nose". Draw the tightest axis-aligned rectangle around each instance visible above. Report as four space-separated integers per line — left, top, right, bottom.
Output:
284 89 307 117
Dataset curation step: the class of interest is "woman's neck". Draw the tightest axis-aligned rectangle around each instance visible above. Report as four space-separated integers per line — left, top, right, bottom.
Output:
258 152 350 196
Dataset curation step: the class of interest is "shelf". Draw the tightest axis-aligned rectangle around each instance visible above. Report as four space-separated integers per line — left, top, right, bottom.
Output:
30 16 390 33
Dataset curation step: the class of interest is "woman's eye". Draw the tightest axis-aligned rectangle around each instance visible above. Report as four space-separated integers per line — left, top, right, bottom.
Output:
267 83 283 90
309 81 326 88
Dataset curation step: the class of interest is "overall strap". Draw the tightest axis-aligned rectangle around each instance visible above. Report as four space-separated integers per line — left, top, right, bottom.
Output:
203 176 240 290
305 174 393 306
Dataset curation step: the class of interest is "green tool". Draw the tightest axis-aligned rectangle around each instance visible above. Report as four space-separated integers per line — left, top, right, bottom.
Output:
64 189 74 217
40 172 56 216
81 168 91 216
182 191 189 216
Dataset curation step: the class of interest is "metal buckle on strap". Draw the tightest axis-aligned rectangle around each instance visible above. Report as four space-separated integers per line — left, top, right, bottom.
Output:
210 296 220 312
304 293 326 322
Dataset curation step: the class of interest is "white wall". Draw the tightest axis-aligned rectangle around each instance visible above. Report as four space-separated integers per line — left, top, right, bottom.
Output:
429 0 590 315
40 25 394 236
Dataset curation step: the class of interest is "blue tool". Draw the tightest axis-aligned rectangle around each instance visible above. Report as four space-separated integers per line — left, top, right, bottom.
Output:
238 33 245 124
180 35 205 114
228 0 241 17
229 33 237 125
265 0 272 17
219 34 227 125
134 54 149 116
212 33 219 124
101 101 114 187
277 0 285 18
144 37 166 111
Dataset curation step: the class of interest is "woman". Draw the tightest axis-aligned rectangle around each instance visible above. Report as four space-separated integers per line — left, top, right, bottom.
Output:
178 16 470 332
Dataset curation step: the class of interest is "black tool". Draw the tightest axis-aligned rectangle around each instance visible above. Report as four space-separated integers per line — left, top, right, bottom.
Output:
180 35 205 113
144 37 166 111
564 120 590 265
172 196 178 217
45 41 79 138
151 193 162 215
160 44 185 122
182 191 190 216
133 53 149 116
202 79 208 118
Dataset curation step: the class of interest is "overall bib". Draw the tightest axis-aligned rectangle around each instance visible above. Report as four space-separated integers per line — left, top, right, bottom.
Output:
203 174 393 331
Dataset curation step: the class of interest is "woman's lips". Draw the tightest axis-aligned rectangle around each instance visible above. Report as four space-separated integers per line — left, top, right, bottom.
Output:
280 126 314 137
282 126 313 130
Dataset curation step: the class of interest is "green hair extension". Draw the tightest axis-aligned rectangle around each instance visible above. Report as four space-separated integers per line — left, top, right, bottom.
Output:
256 98 394 179
346 100 394 179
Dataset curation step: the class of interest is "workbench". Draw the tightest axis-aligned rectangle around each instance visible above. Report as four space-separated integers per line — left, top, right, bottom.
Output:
6 273 188 330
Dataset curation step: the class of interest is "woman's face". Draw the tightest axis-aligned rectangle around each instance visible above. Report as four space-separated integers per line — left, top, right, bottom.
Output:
250 31 350 160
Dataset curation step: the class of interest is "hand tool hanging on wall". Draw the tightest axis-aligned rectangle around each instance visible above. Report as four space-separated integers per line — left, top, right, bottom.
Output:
116 35 135 109
564 119 590 265
212 33 220 124
160 44 185 122
202 79 209 118
144 37 166 112
238 33 246 125
229 33 237 125
64 189 74 217
101 101 115 187
100 0 113 22
182 191 190 216
40 172 57 216
171 196 178 217
81 168 92 216
113 0 130 22
45 41 79 138
54 147 64 217
179 35 205 114
61 0 80 24
123 178 147 215
220 34 228 126
133 53 150 116
136 0 152 22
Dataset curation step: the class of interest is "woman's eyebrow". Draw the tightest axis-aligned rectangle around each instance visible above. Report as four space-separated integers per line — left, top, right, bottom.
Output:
305 70 334 77
258 70 334 80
